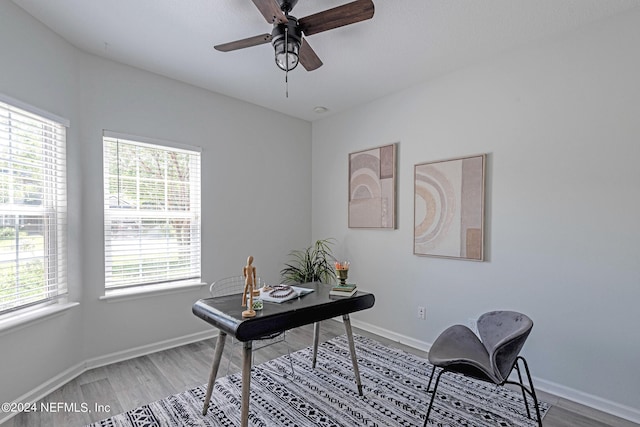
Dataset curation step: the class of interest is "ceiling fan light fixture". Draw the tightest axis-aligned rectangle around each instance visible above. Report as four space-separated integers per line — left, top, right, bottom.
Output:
274 38 300 71
272 18 302 71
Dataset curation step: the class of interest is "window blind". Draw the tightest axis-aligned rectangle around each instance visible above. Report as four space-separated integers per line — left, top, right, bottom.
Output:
103 134 201 289
0 99 67 314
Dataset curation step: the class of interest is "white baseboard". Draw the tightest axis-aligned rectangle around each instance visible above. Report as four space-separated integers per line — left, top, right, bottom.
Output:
0 329 216 426
534 377 640 424
348 317 640 425
0 361 87 425
347 317 432 353
84 329 216 370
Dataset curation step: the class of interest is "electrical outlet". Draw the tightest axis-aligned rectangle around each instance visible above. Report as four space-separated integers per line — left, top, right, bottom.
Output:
417 306 426 320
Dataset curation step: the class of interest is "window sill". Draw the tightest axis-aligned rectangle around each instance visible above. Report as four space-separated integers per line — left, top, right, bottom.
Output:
100 280 207 302
0 301 80 337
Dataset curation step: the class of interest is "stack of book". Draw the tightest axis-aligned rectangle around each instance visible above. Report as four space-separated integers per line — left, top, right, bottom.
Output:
329 283 357 297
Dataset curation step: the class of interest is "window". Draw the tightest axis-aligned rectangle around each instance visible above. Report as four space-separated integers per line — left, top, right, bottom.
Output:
0 96 67 315
103 132 201 290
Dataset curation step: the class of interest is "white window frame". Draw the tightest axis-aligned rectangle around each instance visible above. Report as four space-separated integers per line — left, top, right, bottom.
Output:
0 94 68 317
102 131 202 295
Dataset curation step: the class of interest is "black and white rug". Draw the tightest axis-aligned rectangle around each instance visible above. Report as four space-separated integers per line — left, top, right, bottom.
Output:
89 335 548 426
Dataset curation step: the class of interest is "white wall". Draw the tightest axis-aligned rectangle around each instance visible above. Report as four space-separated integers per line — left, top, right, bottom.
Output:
76 54 312 361
0 0 84 408
0 0 312 410
311 7 640 420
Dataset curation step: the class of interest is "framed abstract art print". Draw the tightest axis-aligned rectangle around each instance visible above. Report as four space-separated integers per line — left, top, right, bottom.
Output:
414 154 486 260
349 143 397 229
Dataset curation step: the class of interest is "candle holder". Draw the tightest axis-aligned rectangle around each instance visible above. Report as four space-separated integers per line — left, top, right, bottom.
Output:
335 261 350 286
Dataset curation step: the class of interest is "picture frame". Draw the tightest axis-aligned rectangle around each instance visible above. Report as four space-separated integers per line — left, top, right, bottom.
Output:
414 154 486 260
348 143 397 229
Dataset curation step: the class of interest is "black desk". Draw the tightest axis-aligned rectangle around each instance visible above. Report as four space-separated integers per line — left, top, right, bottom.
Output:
192 282 375 427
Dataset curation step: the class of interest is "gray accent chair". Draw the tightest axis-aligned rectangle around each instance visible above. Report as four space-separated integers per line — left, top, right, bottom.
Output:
423 311 542 426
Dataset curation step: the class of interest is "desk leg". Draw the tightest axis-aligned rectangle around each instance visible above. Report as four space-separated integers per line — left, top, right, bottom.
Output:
342 314 363 396
312 321 320 368
240 341 253 427
203 331 227 415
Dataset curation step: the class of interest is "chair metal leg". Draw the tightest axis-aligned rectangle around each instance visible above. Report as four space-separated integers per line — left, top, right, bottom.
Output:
426 364 436 393
423 368 445 427
284 335 296 377
505 357 542 427
425 363 541 427
224 338 235 376
518 356 543 427
312 321 320 369
259 333 296 379
515 363 532 418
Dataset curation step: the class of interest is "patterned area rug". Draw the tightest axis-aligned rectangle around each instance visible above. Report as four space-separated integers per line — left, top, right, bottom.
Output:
88 335 549 426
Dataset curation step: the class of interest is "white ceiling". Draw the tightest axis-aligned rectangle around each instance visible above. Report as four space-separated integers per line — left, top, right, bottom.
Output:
12 0 640 121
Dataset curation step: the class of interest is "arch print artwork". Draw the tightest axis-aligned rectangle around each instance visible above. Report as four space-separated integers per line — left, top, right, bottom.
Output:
414 154 485 260
349 143 397 228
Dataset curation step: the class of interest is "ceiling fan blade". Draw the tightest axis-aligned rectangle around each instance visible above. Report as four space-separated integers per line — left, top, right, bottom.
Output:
299 38 323 71
299 0 374 37
214 34 272 52
251 0 288 24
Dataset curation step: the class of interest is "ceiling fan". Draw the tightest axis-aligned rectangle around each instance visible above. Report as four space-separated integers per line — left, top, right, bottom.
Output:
214 0 375 72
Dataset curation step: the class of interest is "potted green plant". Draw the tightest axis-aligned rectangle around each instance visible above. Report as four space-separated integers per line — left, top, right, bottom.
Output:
280 238 337 284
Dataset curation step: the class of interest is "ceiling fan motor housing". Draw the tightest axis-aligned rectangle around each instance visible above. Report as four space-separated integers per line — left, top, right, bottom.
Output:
276 0 299 14
272 17 302 71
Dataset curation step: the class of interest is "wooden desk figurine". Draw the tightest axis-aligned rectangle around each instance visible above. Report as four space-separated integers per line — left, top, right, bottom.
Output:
241 255 257 318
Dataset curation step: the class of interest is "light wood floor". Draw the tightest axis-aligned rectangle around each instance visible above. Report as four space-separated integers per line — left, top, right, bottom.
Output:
4 320 638 427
